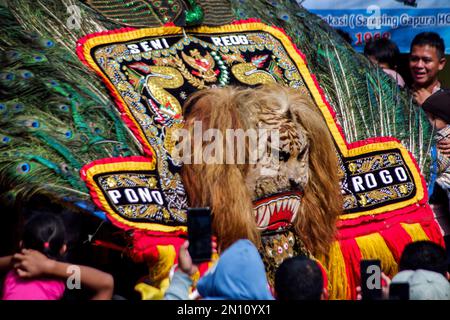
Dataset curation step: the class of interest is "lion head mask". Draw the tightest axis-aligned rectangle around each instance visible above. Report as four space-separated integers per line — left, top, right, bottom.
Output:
178 84 343 282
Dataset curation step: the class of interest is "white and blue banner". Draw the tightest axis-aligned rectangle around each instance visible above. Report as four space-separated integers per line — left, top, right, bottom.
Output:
300 0 450 54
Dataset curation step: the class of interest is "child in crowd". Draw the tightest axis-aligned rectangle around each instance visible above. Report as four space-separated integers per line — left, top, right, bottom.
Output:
0 212 114 300
364 38 406 88
274 255 327 300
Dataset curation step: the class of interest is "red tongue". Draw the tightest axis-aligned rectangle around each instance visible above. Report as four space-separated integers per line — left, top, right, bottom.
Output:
253 190 303 231
266 205 293 231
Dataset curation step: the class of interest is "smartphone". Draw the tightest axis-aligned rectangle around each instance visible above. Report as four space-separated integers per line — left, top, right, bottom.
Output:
389 283 410 300
360 259 382 300
187 207 212 264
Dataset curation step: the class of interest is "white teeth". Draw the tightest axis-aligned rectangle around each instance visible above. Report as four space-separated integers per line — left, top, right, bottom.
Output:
269 203 276 216
276 200 282 213
291 200 300 222
254 196 303 230
291 210 298 223
292 200 300 213
288 199 294 211
279 199 285 211
256 207 264 225
259 206 271 229
279 200 284 211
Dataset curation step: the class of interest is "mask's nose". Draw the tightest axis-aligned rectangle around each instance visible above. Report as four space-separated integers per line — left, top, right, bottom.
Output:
289 178 300 190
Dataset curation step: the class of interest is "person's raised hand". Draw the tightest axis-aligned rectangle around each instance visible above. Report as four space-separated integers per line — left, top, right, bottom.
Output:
13 249 55 278
412 88 432 106
356 272 390 300
381 272 391 300
178 241 198 276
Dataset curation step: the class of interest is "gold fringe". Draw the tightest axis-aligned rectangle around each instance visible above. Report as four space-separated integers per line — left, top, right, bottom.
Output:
136 244 176 300
319 241 349 300
401 223 430 242
135 278 170 300
355 233 398 277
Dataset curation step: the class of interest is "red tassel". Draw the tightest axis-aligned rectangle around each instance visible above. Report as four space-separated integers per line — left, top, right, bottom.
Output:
379 225 412 262
338 238 362 300
128 230 186 263
421 220 446 248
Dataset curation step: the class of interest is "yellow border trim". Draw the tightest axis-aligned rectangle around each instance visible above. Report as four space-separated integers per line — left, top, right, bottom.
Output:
79 22 425 220
401 223 430 242
83 159 186 232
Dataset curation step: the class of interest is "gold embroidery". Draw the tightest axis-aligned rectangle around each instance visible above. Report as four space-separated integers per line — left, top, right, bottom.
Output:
231 62 276 85
174 55 207 89
181 49 217 82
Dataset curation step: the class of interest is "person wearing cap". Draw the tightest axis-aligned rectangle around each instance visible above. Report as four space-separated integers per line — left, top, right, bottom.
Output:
391 269 450 300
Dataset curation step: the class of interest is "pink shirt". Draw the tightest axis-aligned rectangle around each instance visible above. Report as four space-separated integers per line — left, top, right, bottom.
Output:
382 68 406 88
2 270 65 300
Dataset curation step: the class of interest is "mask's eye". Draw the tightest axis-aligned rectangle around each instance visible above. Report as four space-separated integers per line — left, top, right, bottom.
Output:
279 150 290 162
297 148 307 161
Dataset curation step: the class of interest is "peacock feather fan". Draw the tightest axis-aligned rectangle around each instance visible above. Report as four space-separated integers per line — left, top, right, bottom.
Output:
0 0 434 212
0 4 140 209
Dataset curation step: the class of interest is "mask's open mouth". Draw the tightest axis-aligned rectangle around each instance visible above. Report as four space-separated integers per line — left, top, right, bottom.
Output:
253 190 302 232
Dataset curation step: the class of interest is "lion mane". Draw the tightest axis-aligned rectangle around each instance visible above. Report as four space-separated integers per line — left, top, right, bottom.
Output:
180 84 342 258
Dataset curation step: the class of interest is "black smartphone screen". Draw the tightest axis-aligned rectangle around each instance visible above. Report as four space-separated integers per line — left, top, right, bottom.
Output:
187 207 212 264
389 283 410 300
360 259 382 300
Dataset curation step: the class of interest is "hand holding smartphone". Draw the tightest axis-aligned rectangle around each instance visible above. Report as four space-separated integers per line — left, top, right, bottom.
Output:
187 207 212 264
